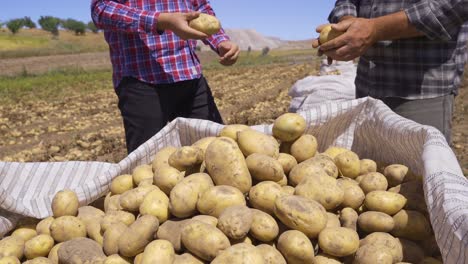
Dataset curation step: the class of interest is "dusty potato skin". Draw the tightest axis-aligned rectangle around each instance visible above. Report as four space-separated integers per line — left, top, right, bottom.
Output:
334 151 361 179
282 186 295 195
57 238 106 264
24 235 54 259
359 172 388 194
191 215 218 226
326 213 341 228
103 222 127 256
249 181 284 215
11 225 37 242
353 244 393 264
189 13 221 35
237 130 280 158
104 254 132 264
153 166 184 196
141 240 175 264
338 180 365 210
360 159 377 174
339 207 358 231
118 215 160 257
0 256 20 264
191 137 217 155
364 191 407 216
119 185 158 212
304 154 339 178
288 162 328 187
0 236 25 259
169 173 214 218
132 164 154 186
52 190 79 217
173 253 205 264
197 185 246 217
212 243 265 264
217 206 253 239
290 134 318 163
36 217 54 236
168 146 204 172
256 244 286 264
323 146 349 159
104 193 122 212
218 125 251 141
384 164 409 187
47 242 61 264
110 174 134 195
274 195 327 238
155 219 190 253
250 209 279 242
139 188 170 223
180 220 231 261
272 113 306 142
295 173 344 211
77 206 105 245
277 153 297 175
49 216 87 243
358 211 395 233
313 253 342 264
100 211 135 233
246 153 284 182
151 146 177 172
360 232 403 263
391 210 432 241
22 257 52 264
277 230 315 264
205 137 252 193
318 227 359 257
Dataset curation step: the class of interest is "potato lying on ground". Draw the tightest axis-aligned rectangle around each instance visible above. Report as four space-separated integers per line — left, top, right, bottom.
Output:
197 185 246 217
168 146 204 172
290 134 318 163
219 125 251 141
340 207 358 231
304 154 339 178
118 215 159 257
103 222 127 256
173 253 204 264
334 151 360 179
277 153 297 175
250 209 279 242
0 256 20 264
139 188 170 223
277 230 315 264
110 174 134 195
0 236 25 259
50 216 87 242
181 220 231 261
249 181 284 215
288 162 328 187
256 244 286 264
140 240 175 264
152 146 177 172
364 191 407 215
359 172 388 194
119 185 158 212
358 211 395 233
319 24 345 44
272 113 306 142
217 206 253 239
189 13 221 35
24 235 54 259
318 227 359 257
360 159 377 174
212 243 264 264
360 232 403 263
170 173 214 218
295 173 344 210
392 210 432 240
153 166 184 195
52 190 79 217
205 137 252 193
132 164 154 185
58 238 106 264
246 153 284 182
353 244 393 264
237 130 280 158
274 195 327 238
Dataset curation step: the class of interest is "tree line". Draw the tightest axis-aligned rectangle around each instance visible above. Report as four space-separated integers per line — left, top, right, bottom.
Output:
1 16 99 36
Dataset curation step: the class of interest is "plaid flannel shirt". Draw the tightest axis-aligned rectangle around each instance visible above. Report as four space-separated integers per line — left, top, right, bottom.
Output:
329 0 468 99
91 0 230 87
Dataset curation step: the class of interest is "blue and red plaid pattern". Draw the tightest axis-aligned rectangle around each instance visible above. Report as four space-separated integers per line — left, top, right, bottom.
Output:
329 0 468 100
91 0 230 87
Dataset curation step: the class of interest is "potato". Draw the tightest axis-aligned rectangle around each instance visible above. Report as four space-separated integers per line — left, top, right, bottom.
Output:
139 188 170 223
192 137 217 155
398 238 425 263
339 207 358 231
353 244 393 264
384 164 409 187
304 154 339 178
246 153 284 182
0 236 25 259
218 125 250 141
181 220 231 261
389 181 427 213
77 206 105 245
276 153 297 175
312 253 342 264
134 253 143 264
0 256 20 264
275 174 288 186
47 242 61 264
152 146 177 172
237 130 280 158
360 232 403 263
218 206 253 239
290 135 318 163
212 243 264 264
155 219 190 253
153 165 184 195
100 211 136 233
118 215 160 257
319 227 359 257
119 185 158 212
274 195 327 238
288 161 328 187
326 213 341 228
24 235 54 259
360 159 377 174
169 146 204 172
355 175 364 183
277 230 314 264
323 146 349 159
140 240 175 264
250 209 279 242
249 181 284 215
391 210 432 240
104 193 122 212
205 137 252 193
132 164 154 185
282 186 295 195
256 244 286 264
105 254 132 264
173 253 204 264
272 113 306 142
319 24 345 44
138 178 154 187
103 222 127 256
57 238 106 264
334 151 360 179
364 191 407 215
49 216 87 242
359 172 388 194
36 217 54 236
197 185 245 217
230 236 254 246
11 225 37 241
51 190 79 217
295 173 344 210
22 257 52 264
189 13 221 35
110 174 134 194
170 173 214 218
358 211 395 233
338 180 365 210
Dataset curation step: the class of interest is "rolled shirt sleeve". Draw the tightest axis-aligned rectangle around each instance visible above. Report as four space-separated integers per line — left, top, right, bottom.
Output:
405 0 468 41
194 0 230 54
328 0 359 23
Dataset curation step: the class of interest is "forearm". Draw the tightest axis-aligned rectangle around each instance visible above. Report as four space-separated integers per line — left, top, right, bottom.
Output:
371 11 424 41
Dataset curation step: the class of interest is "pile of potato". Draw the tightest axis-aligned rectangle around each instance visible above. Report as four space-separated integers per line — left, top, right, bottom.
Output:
0 113 444 264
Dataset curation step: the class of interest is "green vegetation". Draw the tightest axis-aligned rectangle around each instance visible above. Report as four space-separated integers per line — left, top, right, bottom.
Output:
88 21 99 33
23 17 36 29
61 19 87 35
38 16 61 36
6 19 25 34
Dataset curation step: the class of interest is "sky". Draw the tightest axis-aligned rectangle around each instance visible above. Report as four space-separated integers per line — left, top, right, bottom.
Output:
0 0 336 40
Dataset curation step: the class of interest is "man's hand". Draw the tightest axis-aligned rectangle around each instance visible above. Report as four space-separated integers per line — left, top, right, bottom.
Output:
218 41 240 66
157 12 208 40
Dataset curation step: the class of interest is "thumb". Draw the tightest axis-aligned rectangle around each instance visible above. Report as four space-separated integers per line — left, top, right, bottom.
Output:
185 11 201 21
332 20 352 32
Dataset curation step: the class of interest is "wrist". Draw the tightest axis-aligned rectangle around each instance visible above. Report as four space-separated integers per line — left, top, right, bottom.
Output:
339 16 356 22
157 13 171 31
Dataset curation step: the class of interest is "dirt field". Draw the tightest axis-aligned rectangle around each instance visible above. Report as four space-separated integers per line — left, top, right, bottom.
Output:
0 51 466 175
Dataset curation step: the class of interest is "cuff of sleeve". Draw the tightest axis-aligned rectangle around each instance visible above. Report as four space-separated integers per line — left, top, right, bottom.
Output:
328 5 357 23
206 32 231 52
405 2 451 41
139 10 164 35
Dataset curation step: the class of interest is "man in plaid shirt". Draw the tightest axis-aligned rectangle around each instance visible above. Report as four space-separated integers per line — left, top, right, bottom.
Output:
91 0 239 153
313 0 468 142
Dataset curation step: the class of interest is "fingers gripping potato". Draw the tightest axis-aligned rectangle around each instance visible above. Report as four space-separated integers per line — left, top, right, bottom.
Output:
319 25 345 44
189 13 221 35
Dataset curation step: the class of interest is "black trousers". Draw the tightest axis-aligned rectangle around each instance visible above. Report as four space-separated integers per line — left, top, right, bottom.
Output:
115 76 223 153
